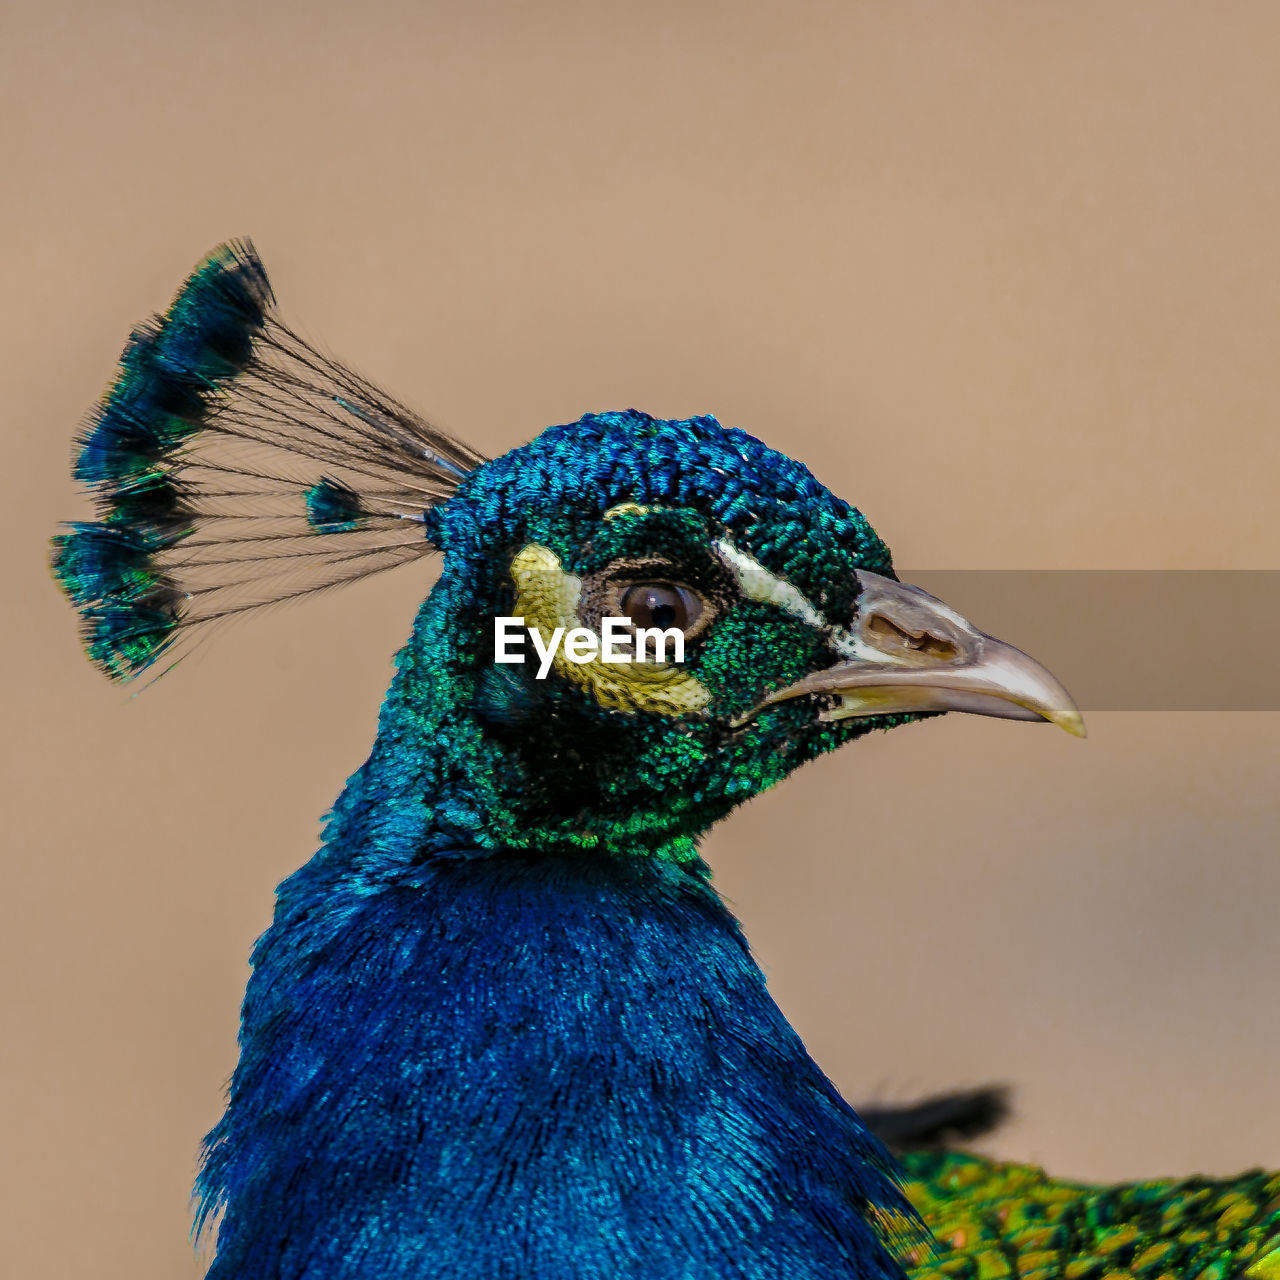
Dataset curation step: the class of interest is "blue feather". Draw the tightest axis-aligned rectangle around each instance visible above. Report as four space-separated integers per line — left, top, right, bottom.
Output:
305 477 368 533
199 851 911 1280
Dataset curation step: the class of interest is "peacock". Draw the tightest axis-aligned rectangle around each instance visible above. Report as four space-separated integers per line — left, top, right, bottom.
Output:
52 243 1280 1280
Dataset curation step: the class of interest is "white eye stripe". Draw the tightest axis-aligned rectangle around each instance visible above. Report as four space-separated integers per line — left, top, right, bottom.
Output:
712 538 827 631
712 536 885 663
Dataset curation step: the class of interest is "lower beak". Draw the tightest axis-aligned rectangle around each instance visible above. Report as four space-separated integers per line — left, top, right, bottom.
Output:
742 571 1085 737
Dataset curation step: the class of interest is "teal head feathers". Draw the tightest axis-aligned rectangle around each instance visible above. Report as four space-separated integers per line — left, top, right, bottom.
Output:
53 243 1087 1280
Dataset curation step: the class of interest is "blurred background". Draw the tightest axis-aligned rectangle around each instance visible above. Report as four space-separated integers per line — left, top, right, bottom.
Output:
4 3 1279 1277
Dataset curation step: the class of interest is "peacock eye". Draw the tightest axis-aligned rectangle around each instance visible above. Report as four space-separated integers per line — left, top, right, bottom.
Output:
619 582 704 634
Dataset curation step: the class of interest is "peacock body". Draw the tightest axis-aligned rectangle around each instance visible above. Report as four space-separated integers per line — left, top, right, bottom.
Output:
52 244 1276 1280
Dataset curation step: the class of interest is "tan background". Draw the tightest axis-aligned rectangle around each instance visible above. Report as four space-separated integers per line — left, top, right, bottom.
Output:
4 3 1280 1277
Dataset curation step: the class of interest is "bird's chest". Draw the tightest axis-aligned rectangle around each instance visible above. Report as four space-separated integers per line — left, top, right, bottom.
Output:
205 860 903 1279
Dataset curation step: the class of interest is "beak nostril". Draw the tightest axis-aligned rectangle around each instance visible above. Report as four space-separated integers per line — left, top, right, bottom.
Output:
865 613 959 662
747 570 1082 733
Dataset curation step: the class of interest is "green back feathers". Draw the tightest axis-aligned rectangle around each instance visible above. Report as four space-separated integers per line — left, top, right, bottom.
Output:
901 1150 1280 1280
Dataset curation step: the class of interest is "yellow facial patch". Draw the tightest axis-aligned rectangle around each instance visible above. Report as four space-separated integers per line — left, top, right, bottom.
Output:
508 543 711 717
602 502 651 521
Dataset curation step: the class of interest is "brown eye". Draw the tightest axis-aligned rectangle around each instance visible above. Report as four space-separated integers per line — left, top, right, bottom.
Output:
619 582 704 634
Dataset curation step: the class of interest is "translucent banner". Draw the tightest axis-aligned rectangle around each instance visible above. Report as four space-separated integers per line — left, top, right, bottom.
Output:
901 571 1280 711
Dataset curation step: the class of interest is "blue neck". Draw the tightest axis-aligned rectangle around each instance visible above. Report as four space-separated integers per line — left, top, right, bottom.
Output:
199 846 914 1278
198 579 917 1278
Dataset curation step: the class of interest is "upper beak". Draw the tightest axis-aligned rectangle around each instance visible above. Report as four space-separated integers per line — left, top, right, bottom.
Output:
740 570 1085 737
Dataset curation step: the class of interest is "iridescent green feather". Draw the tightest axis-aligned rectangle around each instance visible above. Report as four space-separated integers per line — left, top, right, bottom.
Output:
901 1150 1280 1280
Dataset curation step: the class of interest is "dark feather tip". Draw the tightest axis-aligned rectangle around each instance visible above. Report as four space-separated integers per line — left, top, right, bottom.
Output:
305 477 367 533
153 240 274 382
104 475 196 539
73 399 184 488
51 522 170 606
858 1085 1012 1151
80 596 183 681
74 242 274 490
75 349 205 488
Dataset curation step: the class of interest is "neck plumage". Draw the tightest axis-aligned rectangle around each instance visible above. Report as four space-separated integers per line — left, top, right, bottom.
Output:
197 590 919 1279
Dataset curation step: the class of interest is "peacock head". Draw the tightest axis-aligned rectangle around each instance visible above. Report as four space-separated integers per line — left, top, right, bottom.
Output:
379 409 1084 857
53 243 1082 863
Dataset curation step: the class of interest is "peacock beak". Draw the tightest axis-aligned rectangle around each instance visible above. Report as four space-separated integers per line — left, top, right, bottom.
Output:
749 570 1086 736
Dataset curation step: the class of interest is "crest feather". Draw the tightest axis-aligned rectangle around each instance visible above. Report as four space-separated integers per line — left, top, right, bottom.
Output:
53 241 486 681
